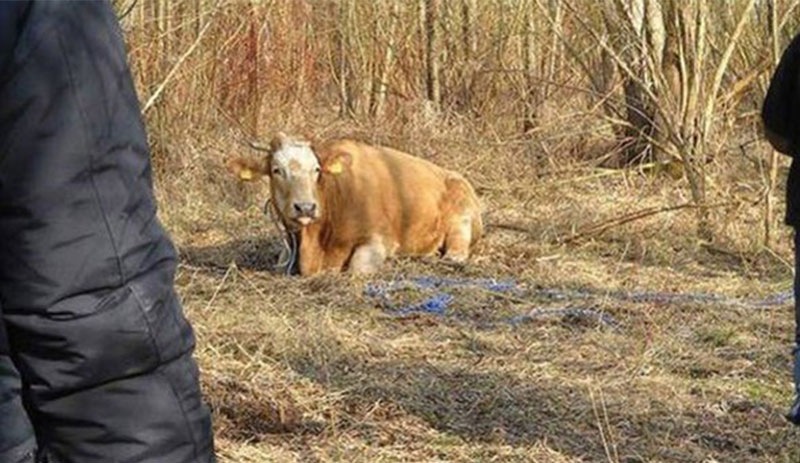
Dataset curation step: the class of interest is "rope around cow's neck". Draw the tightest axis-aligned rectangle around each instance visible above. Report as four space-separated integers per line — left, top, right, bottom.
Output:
263 198 298 275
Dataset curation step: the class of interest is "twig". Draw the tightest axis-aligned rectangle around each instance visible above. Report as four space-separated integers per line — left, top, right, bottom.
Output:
699 0 756 140
560 201 733 244
117 0 138 21
143 20 214 114
487 222 533 235
204 261 237 311
590 387 620 463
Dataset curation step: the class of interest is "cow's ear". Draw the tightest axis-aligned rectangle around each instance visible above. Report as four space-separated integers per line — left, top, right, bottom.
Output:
226 157 268 182
321 150 352 175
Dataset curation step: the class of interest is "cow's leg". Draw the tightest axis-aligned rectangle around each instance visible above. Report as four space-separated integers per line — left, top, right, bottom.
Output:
443 214 473 263
348 242 388 274
442 176 480 263
298 243 352 275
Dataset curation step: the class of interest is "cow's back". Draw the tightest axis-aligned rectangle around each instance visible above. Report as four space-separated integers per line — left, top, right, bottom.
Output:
318 140 461 256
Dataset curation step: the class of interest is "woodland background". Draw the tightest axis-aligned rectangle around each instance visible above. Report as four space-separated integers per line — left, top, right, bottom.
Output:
115 1 800 461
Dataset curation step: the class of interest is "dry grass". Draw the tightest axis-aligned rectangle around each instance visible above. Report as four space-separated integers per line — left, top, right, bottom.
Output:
116 2 800 460
148 112 800 462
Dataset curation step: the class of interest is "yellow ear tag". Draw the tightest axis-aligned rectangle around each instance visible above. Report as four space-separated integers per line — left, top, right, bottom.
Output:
239 167 254 181
327 160 344 175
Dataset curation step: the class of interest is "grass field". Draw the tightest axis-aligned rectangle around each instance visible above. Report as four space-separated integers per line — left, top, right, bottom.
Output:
147 119 800 462
119 1 800 460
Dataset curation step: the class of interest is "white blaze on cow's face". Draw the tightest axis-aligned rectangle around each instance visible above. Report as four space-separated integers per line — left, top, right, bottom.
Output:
268 139 322 228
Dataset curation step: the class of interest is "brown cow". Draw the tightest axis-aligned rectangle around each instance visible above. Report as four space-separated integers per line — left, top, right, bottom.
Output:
228 133 483 275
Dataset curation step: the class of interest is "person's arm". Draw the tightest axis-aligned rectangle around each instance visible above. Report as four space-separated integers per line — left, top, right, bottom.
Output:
763 32 800 155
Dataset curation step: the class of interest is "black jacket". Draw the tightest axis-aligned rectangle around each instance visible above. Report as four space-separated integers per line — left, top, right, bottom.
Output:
0 2 215 462
763 32 800 226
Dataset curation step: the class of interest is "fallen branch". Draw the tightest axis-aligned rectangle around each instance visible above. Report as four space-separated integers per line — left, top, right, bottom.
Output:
486 222 533 235
559 201 734 244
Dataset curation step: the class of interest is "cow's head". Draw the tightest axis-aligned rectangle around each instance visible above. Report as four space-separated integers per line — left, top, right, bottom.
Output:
228 133 352 230
259 133 323 229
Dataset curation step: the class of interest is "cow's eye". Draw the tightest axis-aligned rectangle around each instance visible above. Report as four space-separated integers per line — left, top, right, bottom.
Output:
314 166 321 174
271 167 282 176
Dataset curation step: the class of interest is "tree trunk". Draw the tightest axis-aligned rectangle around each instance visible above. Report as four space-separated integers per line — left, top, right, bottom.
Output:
424 0 441 110
244 2 260 136
616 0 656 165
685 144 712 241
335 0 354 119
458 0 477 112
522 0 537 135
765 0 780 247
370 0 399 117
545 0 563 103
621 80 656 164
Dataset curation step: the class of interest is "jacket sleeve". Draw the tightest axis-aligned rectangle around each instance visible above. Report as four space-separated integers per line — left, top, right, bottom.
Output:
0 2 215 461
763 32 800 156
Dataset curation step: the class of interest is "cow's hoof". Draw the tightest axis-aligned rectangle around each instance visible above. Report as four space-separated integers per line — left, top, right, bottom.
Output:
443 254 468 264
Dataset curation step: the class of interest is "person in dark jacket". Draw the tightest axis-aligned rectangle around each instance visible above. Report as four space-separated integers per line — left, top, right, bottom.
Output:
0 2 216 461
763 31 800 426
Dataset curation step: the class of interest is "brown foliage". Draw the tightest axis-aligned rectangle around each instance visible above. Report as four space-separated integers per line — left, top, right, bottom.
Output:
115 2 800 461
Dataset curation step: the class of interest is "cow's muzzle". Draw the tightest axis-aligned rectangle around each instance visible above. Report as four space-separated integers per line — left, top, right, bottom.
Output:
291 202 318 226
293 202 317 217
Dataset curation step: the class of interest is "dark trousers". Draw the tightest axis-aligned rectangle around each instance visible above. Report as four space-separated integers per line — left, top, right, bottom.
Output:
0 1 215 461
794 231 800 393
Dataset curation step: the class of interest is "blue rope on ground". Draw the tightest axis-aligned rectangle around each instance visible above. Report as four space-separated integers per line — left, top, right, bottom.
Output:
365 276 620 329
366 277 505 322
530 286 794 309
746 290 795 307
365 277 514 319
364 276 793 330
389 293 453 317
364 276 519 298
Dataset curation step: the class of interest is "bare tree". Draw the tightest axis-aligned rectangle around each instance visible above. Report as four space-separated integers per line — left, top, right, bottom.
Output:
455 0 478 113
370 0 400 117
522 0 537 135
423 0 442 111
335 0 355 119
564 0 757 239
764 0 783 247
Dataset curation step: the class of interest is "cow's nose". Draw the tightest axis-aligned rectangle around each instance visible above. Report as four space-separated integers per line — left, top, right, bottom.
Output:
293 202 317 216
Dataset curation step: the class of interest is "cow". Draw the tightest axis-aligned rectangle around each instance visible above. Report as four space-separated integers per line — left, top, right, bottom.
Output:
227 133 483 275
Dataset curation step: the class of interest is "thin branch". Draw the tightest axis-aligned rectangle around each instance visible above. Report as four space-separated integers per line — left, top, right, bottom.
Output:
560 201 735 244
699 0 756 140
143 19 214 114
117 0 138 21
